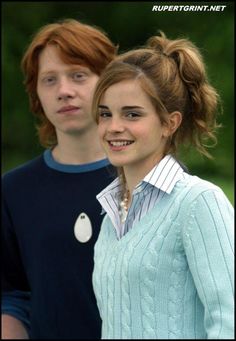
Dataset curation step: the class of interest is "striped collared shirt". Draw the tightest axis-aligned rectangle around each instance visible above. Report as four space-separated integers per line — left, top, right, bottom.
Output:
97 154 188 239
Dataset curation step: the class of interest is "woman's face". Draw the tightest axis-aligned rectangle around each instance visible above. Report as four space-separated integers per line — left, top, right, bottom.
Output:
97 79 170 174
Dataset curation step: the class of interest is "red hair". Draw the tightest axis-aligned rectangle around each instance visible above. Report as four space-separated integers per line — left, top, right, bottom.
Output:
21 19 117 147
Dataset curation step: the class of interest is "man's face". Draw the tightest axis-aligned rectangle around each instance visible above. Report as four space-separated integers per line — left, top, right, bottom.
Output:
37 45 99 137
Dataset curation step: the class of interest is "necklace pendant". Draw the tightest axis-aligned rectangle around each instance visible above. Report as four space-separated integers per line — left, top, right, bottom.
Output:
121 208 128 223
119 201 128 223
119 186 130 223
74 212 92 243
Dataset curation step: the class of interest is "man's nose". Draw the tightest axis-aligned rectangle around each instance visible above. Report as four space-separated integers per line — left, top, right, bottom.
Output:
57 78 76 100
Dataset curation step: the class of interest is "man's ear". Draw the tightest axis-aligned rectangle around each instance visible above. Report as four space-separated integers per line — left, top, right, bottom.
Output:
163 111 182 137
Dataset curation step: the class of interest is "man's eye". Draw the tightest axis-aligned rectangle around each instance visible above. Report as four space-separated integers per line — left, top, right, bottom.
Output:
73 72 85 81
42 77 56 85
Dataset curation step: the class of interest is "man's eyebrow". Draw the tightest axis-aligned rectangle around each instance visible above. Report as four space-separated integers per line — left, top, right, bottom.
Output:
39 66 89 75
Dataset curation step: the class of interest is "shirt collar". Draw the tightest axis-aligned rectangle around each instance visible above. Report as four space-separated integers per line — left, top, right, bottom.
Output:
142 154 184 194
97 154 184 206
96 177 121 217
97 177 121 201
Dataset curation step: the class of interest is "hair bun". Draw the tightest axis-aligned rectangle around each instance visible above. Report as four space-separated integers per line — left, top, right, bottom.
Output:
146 31 171 58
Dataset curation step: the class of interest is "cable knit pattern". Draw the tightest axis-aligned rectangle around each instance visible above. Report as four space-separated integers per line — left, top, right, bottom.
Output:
92 175 234 339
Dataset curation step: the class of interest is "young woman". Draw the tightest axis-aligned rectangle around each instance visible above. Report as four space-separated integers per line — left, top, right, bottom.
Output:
91 32 234 339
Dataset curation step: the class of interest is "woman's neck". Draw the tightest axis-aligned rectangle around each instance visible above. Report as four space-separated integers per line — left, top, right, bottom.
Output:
123 153 164 197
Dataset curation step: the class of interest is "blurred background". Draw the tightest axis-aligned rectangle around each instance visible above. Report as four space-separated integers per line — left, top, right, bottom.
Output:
2 1 234 204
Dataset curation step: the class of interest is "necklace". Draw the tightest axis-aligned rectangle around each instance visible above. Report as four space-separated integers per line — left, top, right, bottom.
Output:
119 188 130 223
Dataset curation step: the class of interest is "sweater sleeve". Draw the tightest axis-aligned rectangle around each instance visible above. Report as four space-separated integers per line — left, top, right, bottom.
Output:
182 188 234 339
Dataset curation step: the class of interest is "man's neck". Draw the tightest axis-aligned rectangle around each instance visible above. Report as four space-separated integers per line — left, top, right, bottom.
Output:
52 130 106 165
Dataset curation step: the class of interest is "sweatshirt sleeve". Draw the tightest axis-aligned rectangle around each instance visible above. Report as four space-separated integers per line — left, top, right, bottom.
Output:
182 188 234 339
2 190 30 292
2 177 31 329
2 291 31 333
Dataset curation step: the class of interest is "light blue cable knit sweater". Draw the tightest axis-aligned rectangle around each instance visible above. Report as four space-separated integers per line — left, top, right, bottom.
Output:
92 175 234 339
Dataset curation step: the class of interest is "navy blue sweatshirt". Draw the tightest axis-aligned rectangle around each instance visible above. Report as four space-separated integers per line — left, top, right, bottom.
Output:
2 150 115 339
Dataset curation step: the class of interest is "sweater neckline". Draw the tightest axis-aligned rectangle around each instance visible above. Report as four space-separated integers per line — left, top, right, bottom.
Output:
108 178 189 245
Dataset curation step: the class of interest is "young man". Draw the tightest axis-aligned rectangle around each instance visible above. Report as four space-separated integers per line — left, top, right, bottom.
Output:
2 19 117 339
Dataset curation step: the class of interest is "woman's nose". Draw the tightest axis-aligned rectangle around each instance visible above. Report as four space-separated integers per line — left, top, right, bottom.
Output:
107 118 125 133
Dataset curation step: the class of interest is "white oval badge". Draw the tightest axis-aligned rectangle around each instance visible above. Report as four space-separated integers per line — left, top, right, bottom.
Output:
74 212 92 243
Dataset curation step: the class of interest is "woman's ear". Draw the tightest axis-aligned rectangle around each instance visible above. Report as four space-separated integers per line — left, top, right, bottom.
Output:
163 111 182 137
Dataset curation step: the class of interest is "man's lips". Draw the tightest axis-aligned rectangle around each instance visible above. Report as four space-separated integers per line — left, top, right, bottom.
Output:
57 106 80 114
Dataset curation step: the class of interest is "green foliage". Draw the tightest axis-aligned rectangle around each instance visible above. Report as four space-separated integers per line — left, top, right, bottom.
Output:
2 1 234 188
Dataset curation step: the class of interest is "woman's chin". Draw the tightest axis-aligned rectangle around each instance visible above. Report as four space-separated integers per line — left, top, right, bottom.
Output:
106 157 128 168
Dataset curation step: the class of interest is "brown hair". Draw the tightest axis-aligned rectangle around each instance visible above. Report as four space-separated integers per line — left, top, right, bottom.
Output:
92 31 221 159
21 18 117 147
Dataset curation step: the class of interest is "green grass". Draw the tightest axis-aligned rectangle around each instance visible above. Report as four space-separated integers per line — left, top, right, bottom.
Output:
203 175 234 206
2 154 234 206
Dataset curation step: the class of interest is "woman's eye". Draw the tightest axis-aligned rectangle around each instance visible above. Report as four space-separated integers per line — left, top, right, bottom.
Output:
99 111 111 118
126 112 140 119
